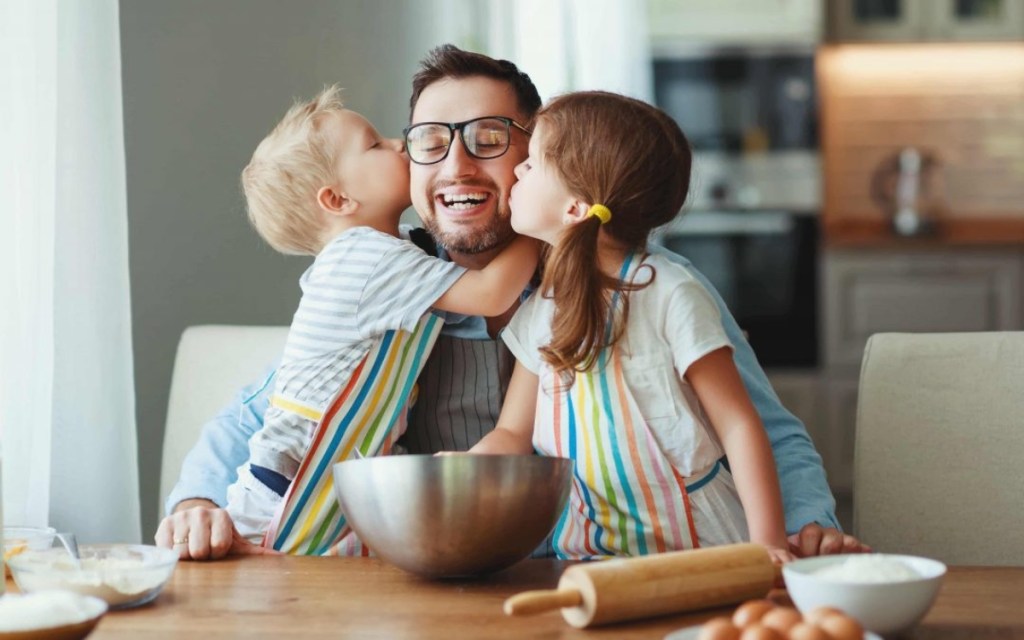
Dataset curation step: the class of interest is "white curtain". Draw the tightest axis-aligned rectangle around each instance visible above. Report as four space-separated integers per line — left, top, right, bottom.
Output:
484 0 653 103
0 0 141 543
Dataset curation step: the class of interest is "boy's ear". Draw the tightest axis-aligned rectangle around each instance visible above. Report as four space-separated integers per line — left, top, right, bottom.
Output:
316 185 358 217
562 199 591 226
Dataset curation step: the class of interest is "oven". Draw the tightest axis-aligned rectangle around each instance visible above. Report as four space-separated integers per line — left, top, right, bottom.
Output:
652 45 821 369
653 210 819 369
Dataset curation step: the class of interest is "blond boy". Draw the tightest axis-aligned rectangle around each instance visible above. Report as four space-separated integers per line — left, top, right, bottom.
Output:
226 86 536 544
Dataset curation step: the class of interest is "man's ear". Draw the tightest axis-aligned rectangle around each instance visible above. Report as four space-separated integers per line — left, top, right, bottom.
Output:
317 185 358 217
562 199 591 226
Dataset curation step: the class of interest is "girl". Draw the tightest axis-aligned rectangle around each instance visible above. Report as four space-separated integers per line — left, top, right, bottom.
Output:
470 91 793 564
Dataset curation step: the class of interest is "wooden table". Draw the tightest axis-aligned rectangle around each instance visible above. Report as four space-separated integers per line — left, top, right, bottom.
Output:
14 557 1024 639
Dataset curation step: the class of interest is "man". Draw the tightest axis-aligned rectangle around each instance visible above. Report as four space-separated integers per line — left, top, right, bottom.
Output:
157 45 866 560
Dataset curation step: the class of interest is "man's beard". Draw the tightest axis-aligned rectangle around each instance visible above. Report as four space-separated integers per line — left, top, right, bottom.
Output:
422 202 517 255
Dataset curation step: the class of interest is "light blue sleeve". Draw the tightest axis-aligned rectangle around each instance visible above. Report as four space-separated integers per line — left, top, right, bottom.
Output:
163 364 276 516
648 244 840 533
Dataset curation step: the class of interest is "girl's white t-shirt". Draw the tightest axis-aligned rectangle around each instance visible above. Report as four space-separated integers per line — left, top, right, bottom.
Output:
502 252 734 476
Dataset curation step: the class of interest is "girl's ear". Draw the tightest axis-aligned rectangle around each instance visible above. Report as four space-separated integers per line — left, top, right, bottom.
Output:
562 199 591 226
317 185 359 217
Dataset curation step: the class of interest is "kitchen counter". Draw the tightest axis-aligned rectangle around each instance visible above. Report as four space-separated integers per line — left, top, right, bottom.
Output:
17 556 1024 639
824 218 1024 248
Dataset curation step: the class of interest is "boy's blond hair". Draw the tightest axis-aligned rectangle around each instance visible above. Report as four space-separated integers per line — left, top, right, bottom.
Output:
241 85 347 255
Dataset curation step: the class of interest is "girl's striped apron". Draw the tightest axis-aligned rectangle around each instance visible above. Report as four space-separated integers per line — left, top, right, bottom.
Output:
263 314 443 556
532 253 721 560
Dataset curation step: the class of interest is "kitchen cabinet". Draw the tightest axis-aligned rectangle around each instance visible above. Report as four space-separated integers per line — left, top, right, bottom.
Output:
646 0 822 50
816 246 1024 515
822 248 1024 371
829 0 1024 42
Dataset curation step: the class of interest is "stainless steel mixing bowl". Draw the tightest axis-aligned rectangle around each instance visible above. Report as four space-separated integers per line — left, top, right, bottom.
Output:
332 454 572 578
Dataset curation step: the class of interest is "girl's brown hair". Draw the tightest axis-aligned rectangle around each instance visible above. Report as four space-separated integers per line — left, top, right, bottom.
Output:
536 91 692 373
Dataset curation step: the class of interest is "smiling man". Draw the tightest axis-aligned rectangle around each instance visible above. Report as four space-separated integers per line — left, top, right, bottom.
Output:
158 45 867 561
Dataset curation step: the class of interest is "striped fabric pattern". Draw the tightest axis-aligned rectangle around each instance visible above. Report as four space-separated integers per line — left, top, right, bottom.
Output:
273 227 464 421
532 253 709 560
402 335 514 454
536 346 703 560
264 313 443 555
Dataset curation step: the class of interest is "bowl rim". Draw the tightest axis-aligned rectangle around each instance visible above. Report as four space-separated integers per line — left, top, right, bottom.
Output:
7 542 179 572
2 525 58 537
783 553 948 585
333 452 574 468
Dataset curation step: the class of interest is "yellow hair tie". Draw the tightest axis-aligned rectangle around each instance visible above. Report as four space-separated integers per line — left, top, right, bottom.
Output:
587 204 612 225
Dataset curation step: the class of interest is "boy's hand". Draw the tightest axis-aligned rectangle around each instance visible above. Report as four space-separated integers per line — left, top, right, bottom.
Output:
155 499 281 560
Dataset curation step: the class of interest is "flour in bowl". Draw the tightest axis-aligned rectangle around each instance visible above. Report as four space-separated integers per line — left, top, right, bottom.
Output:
15 556 169 606
812 555 922 583
9 545 177 608
0 591 104 631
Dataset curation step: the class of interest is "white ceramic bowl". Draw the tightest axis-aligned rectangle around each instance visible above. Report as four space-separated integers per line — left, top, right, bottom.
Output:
783 553 946 635
0 591 107 640
8 544 177 610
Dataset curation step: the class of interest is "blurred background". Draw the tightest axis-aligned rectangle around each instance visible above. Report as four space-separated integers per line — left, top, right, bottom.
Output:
3 0 1022 542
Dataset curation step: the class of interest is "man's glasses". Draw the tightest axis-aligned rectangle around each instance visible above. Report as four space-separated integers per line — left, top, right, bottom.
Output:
403 116 531 166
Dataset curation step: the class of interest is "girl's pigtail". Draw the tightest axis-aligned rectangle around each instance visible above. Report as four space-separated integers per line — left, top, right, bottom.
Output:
539 216 622 375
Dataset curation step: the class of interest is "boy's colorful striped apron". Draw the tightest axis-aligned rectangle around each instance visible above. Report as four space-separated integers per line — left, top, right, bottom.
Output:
531 253 721 560
263 314 443 556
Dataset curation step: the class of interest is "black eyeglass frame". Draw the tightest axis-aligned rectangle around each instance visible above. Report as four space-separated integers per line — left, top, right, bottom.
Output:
402 116 532 166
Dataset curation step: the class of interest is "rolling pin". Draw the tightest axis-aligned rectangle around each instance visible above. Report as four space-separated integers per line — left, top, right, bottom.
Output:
504 543 776 628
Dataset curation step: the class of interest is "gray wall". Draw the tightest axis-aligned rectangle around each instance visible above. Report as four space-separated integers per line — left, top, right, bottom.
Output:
121 0 447 539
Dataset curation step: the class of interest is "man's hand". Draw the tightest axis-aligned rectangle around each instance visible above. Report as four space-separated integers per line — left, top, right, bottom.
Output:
787 523 872 558
155 499 280 561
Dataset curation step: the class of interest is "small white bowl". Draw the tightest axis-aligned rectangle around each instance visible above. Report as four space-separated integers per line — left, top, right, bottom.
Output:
0 590 106 640
783 553 946 635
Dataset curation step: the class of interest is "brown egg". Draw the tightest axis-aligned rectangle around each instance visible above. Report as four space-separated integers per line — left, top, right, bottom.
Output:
802 605 846 626
738 624 785 640
787 622 833 640
819 613 865 640
759 607 802 633
732 599 777 627
697 617 742 640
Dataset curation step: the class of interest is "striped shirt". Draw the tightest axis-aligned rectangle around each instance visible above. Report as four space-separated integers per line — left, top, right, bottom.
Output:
248 226 465 475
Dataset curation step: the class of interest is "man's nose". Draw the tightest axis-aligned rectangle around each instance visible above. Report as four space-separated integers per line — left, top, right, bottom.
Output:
437 133 478 179
387 138 405 154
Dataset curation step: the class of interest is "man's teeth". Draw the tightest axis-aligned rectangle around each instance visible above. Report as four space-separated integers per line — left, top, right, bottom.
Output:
441 193 487 209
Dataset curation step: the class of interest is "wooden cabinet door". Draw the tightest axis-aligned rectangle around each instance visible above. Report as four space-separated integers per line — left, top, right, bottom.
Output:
648 0 822 48
926 0 1024 41
828 0 927 41
823 249 1024 370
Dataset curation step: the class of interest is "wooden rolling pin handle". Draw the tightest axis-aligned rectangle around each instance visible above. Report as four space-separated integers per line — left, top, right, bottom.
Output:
503 588 583 616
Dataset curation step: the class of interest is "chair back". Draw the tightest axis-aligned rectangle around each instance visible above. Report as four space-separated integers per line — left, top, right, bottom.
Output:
854 332 1024 565
159 325 288 513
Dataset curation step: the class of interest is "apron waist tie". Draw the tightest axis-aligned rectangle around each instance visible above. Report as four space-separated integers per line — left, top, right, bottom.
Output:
684 459 722 493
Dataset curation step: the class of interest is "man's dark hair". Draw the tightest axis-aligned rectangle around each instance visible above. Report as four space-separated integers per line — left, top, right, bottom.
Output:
409 44 542 123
